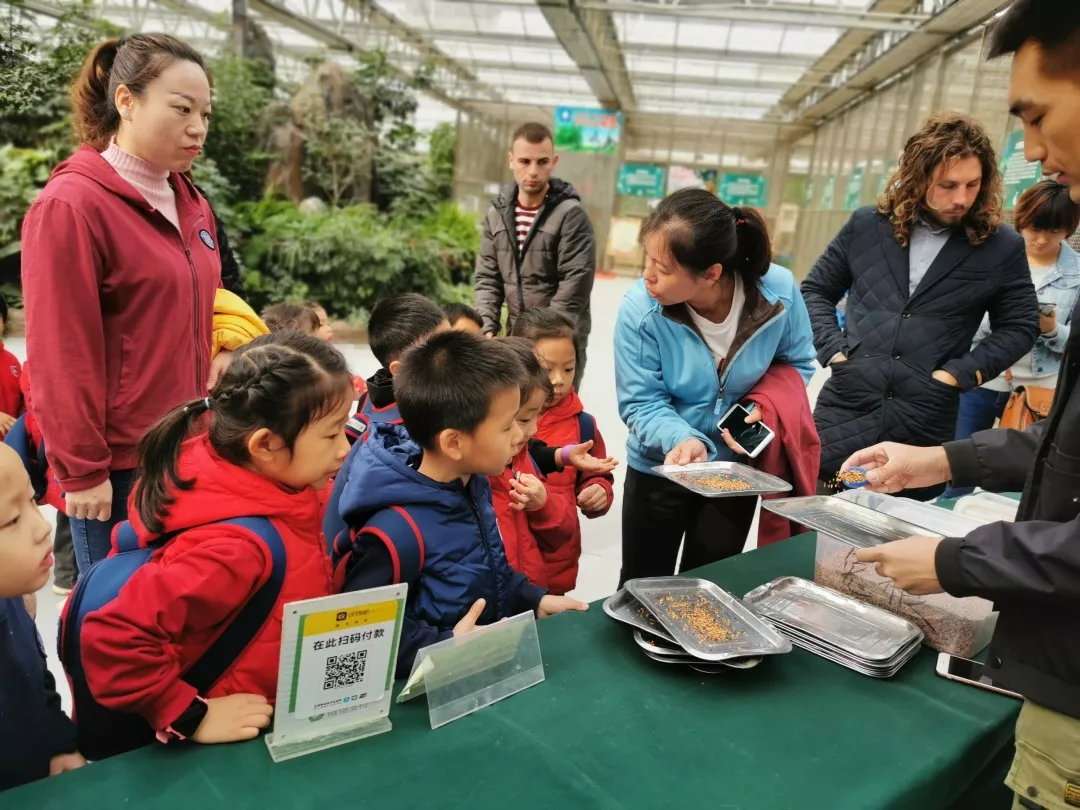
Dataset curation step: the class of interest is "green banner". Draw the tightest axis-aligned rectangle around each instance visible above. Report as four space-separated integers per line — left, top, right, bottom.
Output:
616 164 666 197
553 107 622 155
719 173 768 207
844 166 866 211
1000 129 1043 209
877 160 898 197
820 175 836 210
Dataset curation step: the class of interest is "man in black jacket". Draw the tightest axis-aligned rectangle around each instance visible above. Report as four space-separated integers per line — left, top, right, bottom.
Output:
846 3 1080 805
802 114 1039 498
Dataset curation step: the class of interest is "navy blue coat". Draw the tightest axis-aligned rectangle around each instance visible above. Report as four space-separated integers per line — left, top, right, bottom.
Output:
0 597 77 791
333 423 546 678
802 207 1039 477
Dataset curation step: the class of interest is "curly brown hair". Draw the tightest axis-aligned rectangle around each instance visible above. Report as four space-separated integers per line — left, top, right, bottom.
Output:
877 113 1003 247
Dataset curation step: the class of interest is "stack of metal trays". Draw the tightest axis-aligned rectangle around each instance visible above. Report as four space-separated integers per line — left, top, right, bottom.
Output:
743 577 924 678
760 495 939 548
603 578 791 674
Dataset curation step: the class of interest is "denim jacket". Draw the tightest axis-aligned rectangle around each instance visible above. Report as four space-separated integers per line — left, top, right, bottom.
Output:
973 241 1080 377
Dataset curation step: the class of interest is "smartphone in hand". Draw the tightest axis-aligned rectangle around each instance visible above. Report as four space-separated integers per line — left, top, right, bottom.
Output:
716 403 775 459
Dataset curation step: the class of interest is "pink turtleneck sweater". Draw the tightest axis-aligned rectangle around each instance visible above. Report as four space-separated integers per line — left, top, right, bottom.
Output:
101 141 180 232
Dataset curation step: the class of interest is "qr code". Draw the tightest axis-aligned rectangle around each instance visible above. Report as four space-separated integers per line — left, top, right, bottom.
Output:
323 650 367 690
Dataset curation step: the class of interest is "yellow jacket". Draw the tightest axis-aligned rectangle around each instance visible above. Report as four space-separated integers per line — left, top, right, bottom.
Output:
213 289 269 358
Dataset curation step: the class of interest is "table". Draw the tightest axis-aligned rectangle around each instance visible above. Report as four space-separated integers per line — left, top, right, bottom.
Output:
8 534 1020 810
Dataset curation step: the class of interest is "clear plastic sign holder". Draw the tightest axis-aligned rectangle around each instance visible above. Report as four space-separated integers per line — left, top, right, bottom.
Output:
397 611 544 729
266 584 407 762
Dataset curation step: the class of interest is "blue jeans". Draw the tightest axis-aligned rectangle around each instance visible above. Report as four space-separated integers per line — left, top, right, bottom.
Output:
943 389 1011 498
70 469 134 578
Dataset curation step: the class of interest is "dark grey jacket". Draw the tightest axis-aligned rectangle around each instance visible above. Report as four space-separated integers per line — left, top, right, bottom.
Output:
802 207 1039 476
939 302 1080 718
474 178 596 337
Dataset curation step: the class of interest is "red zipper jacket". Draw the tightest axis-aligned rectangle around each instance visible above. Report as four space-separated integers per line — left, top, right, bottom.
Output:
535 390 614 594
489 446 577 590
0 342 24 433
79 435 332 731
21 146 219 492
744 364 821 547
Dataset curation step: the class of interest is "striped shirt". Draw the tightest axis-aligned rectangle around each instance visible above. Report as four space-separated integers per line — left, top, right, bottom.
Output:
515 202 541 252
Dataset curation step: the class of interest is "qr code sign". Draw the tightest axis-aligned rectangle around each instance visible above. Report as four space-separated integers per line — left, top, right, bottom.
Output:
323 650 367 691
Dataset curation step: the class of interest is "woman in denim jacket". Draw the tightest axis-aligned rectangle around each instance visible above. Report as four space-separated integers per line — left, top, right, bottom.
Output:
946 180 1080 497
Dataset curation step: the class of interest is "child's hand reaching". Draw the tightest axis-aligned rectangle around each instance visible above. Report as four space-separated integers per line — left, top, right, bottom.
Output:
49 752 87 776
192 694 274 744
453 598 487 636
576 483 610 513
0 412 15 436
561 441 618 475
538 595 589 618
510 473 548 512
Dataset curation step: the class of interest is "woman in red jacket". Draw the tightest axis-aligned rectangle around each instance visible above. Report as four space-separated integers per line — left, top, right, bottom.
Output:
80 332 353 745
21 35 224 575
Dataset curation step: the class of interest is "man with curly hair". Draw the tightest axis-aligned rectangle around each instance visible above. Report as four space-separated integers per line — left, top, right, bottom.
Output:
802 112 1040 498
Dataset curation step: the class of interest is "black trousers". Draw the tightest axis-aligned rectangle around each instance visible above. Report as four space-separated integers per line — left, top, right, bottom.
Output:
619 467 758 586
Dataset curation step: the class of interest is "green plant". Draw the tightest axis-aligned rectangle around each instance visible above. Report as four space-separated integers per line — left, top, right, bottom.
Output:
304 114 373 207
427 122 456 201
0 146 56 258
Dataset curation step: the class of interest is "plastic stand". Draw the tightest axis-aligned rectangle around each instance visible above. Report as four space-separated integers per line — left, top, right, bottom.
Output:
397 611 545 729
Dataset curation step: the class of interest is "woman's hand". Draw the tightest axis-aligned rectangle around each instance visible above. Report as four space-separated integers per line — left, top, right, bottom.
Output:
720 408 762 455
192 694 273 744
207 349 235 391
664 438 708 466
66 479 113 522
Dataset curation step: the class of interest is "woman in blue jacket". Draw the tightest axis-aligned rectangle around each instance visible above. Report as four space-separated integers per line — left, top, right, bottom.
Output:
614 189 817 584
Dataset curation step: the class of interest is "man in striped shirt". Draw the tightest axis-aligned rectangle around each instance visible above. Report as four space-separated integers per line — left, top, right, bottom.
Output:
474 122 596 388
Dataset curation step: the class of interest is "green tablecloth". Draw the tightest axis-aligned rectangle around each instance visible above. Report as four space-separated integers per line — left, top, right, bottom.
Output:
8 534 1020 810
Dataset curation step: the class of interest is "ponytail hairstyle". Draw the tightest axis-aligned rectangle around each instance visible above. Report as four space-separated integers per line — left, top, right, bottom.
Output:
510 307 577 348
72 34 209 150
499 336 553 407
639 187 772 311
133 332 353 533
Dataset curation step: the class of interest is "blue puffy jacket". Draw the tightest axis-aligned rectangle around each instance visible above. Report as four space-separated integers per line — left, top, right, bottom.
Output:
331 422 546 677
615 267 817 475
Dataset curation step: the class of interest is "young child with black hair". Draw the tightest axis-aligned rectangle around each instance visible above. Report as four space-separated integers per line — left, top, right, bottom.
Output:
261 303 321 335
511 308 614 594
0 442 86 790
445 301 484 334
488 337 577 588
0 295 24 439
332 330 587 677
76 332 353 747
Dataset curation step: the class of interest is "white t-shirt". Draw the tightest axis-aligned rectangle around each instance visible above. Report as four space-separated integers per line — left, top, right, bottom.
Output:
686 274 745 367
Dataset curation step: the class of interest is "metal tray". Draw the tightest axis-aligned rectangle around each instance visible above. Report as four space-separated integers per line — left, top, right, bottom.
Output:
744 577 923 662
625 577 791 661
760 496 939 548
649 461 792 499
835 490 984 537
602 589 677 643
633 630 694 658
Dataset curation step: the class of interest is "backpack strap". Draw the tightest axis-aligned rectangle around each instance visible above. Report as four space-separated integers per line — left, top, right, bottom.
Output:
355 506 425 585
3 414 50 503
577 411 596 446
182 517 286 694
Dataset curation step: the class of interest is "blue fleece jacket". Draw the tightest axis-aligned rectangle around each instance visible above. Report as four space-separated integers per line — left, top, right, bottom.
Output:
332 422 546 678
615 267 816 474
0 597 77 791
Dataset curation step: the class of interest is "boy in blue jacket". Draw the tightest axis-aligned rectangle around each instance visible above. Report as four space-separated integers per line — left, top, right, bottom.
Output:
0 443 86 790
333 331 587 677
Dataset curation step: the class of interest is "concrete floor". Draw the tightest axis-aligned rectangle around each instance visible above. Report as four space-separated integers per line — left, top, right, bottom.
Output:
25 274 831 711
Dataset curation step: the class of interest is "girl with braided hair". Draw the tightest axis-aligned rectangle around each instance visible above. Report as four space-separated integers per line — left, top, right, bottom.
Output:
78 332 354 747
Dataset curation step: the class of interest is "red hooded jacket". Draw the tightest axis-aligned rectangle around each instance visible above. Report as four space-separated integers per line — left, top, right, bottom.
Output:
21 146 219 492
80 436 332 731
489 446 577 590
0 342 23 431
534 390 614 594
744 364 821 547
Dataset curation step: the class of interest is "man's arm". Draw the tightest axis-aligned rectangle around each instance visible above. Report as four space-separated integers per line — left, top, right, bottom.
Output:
944 420 1048 492
548 205 596 320
942 239 1039 390
800 213 857 366
936 515 1080 605
473 213 505 335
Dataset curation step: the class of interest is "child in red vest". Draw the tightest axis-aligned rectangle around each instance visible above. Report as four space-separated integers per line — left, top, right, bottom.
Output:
0 296 24 438
488 337 577 589
77 332 353 746
512 309 614 594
